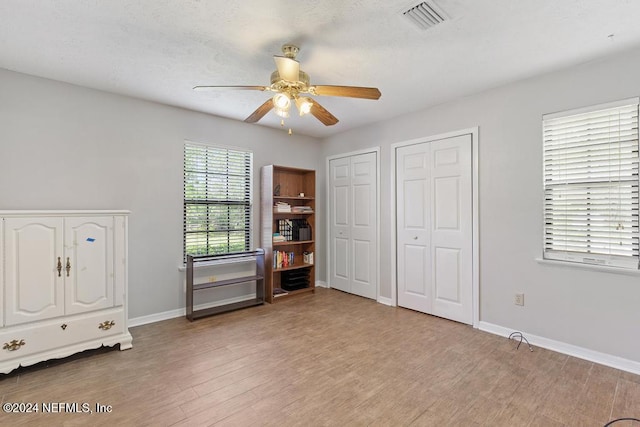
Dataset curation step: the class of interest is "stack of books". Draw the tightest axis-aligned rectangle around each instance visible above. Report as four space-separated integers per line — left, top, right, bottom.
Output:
291 206 313 213
273 233 286 243
274 251 295 269
274 202 291 213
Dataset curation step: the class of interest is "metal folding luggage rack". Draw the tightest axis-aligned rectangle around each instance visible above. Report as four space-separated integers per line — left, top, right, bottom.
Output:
186 249 265 321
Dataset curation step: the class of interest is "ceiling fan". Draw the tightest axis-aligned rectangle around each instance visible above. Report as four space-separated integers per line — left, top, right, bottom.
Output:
193 44 381 126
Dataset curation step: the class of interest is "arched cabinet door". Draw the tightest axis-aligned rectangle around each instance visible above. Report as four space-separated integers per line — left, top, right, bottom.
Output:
64 216 114 315
4 217 65 326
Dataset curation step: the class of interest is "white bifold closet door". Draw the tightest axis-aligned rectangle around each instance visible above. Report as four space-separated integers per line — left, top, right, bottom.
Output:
329 152 377 300
396 134 472 324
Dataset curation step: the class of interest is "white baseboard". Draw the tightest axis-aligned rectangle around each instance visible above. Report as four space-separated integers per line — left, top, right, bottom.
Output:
131 281 327 327
377 296 394 306
128 294 257 327
478 321 640 376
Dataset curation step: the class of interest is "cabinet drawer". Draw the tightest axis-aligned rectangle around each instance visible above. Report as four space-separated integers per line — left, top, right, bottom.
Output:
0 308 125 362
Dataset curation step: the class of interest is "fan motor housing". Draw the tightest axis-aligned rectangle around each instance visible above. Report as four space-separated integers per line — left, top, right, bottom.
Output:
271 70 310 91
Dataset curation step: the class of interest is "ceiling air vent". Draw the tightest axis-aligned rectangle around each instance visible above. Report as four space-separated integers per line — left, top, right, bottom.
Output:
403 1 447 30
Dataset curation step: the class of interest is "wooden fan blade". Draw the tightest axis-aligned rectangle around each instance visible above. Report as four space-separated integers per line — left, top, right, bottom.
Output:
193 85 267 91
274 56 300 82
312 85 381 100
245 99 274 123
310 100 339 126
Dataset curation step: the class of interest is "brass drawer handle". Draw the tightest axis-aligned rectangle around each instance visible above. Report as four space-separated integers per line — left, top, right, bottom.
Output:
61 323 68 330
3 339 26 352
98 320 115 330
65 257 71 277
57 257 62 277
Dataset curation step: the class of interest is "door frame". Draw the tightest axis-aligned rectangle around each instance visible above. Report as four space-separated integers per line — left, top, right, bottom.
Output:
390 128 480 327
326 147 381 301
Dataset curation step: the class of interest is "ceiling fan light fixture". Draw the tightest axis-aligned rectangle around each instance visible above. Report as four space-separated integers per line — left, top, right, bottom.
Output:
295 97 313 116
274 105 290 118
273 93 291 109
195 44 380 127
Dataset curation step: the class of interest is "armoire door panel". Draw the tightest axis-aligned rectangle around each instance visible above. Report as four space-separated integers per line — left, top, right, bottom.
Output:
4 218 64 326
64 217 114 314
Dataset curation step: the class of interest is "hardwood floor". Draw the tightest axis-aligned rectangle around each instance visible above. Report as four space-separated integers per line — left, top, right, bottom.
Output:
1 287 639 426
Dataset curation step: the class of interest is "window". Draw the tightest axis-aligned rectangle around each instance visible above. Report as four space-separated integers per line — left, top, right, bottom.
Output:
183 142 252 258
543 98 639 269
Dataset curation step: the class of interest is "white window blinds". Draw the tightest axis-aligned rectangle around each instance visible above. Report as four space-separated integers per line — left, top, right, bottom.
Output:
543 98 640 269
183 142 252 258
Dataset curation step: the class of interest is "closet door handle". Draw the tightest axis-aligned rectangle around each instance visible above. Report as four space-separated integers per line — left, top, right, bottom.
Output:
65 257 71 277
57 257 62 277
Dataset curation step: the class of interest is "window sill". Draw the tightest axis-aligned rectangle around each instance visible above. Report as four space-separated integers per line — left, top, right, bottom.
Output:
535 258 640 276
178 256 257 272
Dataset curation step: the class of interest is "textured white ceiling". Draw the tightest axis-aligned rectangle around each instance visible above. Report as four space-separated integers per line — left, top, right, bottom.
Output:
2 0 640 138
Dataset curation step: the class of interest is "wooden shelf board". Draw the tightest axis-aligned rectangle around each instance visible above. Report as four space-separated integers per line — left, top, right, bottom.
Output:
273 240 314 247
273 211 314 216
274 196 315 201
193 275 264 291
272 287 314 302
189 298 264 319
274 263 314 272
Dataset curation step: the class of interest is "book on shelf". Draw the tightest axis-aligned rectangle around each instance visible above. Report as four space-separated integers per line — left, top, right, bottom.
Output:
274 201 291 213
273 233 286 243
291 206 314 213
273 287 289 297
303 251 314 265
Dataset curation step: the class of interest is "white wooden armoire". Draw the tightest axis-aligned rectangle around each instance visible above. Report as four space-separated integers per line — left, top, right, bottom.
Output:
0 211 132 373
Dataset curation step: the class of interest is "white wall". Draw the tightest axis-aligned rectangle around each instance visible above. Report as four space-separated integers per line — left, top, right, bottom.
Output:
319 47 640 364
0 68 322 320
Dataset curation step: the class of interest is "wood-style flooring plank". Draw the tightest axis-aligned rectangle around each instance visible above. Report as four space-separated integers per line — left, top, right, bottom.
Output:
1 288 639 427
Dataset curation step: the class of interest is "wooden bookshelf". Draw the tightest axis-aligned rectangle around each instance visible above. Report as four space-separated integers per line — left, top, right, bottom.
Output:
261 165 315 303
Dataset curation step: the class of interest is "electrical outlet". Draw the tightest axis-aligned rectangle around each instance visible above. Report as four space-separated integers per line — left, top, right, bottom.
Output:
514 293 524 306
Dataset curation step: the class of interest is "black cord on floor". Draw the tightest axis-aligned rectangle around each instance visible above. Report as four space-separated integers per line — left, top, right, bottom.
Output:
604 418 640 426
508 331 533 352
